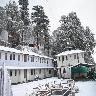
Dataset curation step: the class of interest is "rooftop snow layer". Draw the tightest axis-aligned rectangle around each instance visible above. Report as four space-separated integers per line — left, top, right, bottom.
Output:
0 46 52 59
56 50 84 56
0 46 22 53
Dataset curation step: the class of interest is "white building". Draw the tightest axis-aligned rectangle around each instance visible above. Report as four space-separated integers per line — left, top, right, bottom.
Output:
0 46 54 84
56 50 85 79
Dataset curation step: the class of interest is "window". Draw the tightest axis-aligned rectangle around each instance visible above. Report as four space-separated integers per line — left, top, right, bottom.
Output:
77 53 79 59
15 70 17 76
49 70 51 74
36 57 37 62
39 69 41 74
74 55 76 59
24 55 27 62
38 57 39 62
13 54 15 60
33 57 34 62
10 70 12 76
18 55 20 61
0 53 1 59
44 59 46 63
47 60 48 64
34 69 35 75
78 59 79 63
28 56 29 61
66 56 68 60
24 69 27 78
59 57 60 61
63 68 66 73
10 54 12 60
31 57 32 62
62 56 64 62
31 69 33 75
42 58 43 63
5 53 7 60
31 56 34 62
40 58 41 63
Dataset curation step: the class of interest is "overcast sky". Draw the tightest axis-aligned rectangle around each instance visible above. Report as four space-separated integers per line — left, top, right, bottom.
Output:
0 0 96 38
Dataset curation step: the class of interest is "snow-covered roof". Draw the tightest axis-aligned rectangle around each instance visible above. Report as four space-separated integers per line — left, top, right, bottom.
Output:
0 66 54 69
29 51 40 56
22 50 52 59
0 46 52 59
22 48 52 59
0 46 22 53
56 50 84 56
39 55 53 59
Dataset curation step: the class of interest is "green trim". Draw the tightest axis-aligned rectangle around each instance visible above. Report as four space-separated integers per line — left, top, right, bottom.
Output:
71 66 88 74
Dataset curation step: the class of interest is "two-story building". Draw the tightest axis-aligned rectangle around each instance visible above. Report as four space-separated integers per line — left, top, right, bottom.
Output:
0 46 54 84
56 50 85 79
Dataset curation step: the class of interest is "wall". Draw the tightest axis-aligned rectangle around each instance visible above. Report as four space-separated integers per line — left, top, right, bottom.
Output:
57 52 85 67
7 68 54 84
57 52 85 78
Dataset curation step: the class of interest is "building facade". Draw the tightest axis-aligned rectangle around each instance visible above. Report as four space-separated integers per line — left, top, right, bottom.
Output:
56 50 85 79
0 46 54 84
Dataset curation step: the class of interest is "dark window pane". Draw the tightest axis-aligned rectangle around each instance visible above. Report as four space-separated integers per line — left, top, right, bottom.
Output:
18 55 20 61
24 55 27 62
5 53 7 60
0 53 1 59
31 69 33 75
10 70 12 76
13 54 15 60
10 54 12 60
15 70 17 76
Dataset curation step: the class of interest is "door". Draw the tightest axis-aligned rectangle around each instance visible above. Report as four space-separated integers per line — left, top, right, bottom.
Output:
24 69 27 82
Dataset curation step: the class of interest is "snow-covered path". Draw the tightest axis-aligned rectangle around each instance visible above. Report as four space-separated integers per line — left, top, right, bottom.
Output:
75 80 96 96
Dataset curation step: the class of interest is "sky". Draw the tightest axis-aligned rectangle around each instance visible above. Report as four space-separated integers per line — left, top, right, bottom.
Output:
0 0 96 38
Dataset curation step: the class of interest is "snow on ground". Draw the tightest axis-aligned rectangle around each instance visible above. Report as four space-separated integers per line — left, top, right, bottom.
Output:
12 77 96 96
75 80 96 96
12 77 68 96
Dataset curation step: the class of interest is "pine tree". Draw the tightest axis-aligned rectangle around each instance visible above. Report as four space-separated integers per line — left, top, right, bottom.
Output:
19 0 29 26
19 0 31 46
5 1 22 47
31 5 50 55
0 6 7 30
84 26 95 63
52 12 95 63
